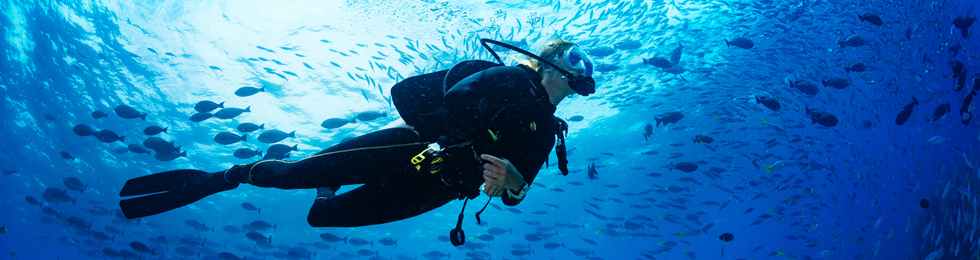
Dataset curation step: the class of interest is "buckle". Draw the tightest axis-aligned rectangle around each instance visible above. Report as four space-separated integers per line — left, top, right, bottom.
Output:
412 147 437 165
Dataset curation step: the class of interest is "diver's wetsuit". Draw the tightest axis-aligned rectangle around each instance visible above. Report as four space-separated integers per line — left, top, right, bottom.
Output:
232 64 561 227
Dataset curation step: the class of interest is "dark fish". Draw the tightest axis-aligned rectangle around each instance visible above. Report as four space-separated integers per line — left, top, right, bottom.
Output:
587 162 599 180
72 124 95 137
40 114 54 121
961 90 976 125
615 40 642 50
838 34 865 48
669 43 684 66
654 112 684 127
895 97 918 126
567 115 584 122
356 111 387 121
949 43 962 57
246 232 271 242
756 96 781 111
844 61 866 73
952 61 968 92
933 104 951 121
789 80 819 95
693 135 713 144
719 233 734 242
94 129 125 143
241 203 261 213
91 110 108 119
233 148 262 159
857 13 883 25
263 152 290 160
142 137 174 152
919 199 929 209
822 77 851 89
725 38 754 49
237 123 265 133
60 151 75 161
189 112 212 122
267 144 299 155
588 46 615 57
63 177 88 193
670 162 698 172
953 16 977 38
235 86 266 97
643 57 673 69
643 124 653 141
143 126 168 136
257 130 295 144
805 107 839 127
319 233 347 243
214 106 251 119
113 146 130 155
250 220 276 231
130 241 154 254
114 105 147 120
24 196 41 206
214 132 247 145
321 118 356 129
2 169 17 176
42 187 74 205
194 100 224 113
153 150 187 161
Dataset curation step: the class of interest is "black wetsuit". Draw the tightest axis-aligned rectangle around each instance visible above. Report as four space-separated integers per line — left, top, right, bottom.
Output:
234 64 561 227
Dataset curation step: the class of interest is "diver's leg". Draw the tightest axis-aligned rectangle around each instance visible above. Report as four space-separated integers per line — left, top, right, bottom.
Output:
306 180 458 227
225 128 428 189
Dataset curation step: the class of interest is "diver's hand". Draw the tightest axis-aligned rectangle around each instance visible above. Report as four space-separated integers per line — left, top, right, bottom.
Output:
481 154 523 191
482 183 505 197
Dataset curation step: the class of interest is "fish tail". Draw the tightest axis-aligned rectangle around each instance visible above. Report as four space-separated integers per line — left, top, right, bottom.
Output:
724 39 730 47
242 134 248 142
244 106 251 112
912 97 919 105
140 113 147 121
838 40 845 48
218 102 225 108
858 14 864 22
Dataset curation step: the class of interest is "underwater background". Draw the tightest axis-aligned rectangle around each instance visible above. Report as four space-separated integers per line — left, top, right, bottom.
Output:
1 0 979 259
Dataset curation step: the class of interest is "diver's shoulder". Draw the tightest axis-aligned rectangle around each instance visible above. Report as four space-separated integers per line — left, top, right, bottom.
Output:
481 65 531 77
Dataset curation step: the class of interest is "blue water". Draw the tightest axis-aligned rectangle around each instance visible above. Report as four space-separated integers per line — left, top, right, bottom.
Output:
1 0 978 259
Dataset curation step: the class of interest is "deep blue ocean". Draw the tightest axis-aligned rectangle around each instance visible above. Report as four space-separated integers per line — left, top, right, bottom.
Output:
2 0 978 259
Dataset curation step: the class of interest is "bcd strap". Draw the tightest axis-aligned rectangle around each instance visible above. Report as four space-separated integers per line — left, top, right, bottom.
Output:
555 118 569 175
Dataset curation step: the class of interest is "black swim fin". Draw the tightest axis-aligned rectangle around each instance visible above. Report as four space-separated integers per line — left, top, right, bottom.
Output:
119 169 239 219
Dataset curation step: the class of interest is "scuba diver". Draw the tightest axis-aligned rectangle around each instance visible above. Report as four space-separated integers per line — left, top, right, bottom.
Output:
119 38 596 245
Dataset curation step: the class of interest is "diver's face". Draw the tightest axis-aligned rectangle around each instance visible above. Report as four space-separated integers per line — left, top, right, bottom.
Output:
541 62 576 98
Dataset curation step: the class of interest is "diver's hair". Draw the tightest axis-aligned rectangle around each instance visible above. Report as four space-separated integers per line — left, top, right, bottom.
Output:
507 38 576 72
